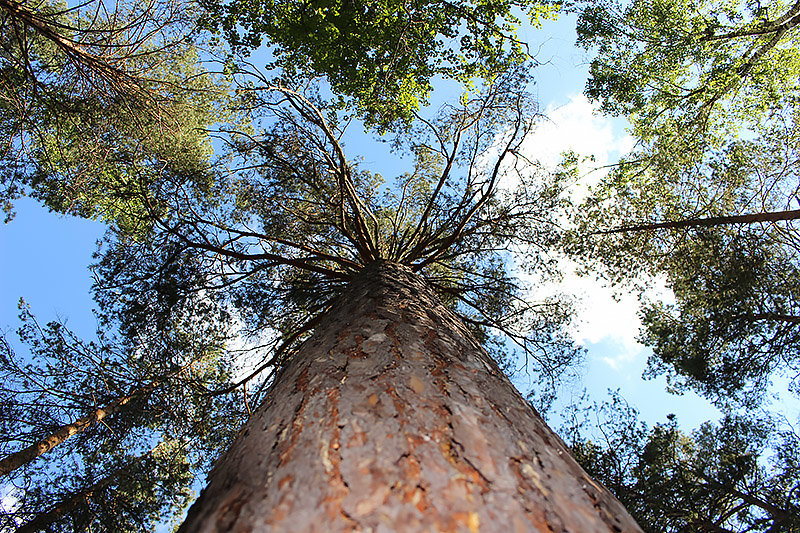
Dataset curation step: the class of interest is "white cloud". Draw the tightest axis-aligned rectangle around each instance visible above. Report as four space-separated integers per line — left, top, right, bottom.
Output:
225 314 279 383
563 265 643 350
516 95 671 370
525 257 650 356
523 94 634 171
1 485 20 525
492 93 633 193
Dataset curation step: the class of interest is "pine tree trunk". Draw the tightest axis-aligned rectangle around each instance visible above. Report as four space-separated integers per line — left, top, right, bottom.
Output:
15 466 117 533
180 262 641 532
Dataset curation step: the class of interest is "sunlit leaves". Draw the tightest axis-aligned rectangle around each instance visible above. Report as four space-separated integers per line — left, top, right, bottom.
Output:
199 0 558 128
0 0 227 232
571 0 800 405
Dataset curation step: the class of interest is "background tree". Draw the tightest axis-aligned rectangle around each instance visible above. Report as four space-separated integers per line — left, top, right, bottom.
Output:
563 392 800 533
9 439 194 533
0 289 243 530
0 0 225 231
638 227 800 407
198 0 558 128
568 0 800 406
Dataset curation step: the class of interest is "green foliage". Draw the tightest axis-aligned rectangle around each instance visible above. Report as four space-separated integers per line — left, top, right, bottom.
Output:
9 441 195 533
0 0 227 232
639 228 800 407
0 300 242 531
564 392 800 532
570 0 800 405
199 0 559 128
578 0 800 129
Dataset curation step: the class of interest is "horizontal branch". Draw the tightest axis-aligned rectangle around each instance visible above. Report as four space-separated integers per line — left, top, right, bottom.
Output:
593 209 800 235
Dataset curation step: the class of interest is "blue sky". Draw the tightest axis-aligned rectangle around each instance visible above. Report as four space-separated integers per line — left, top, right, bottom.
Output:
0 198 103 341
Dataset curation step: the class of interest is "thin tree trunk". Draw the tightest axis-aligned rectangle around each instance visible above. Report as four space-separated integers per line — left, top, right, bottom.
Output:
14 442 165 533
180 262 641 532
0 0 132 87
0 381 157 477
14 474 116 533
593 208 800 235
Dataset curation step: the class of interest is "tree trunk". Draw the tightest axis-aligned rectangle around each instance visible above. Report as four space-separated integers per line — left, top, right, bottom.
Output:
180 262 641 532
0 381 158 477
594 208 800 234
14 441 166 533
15 467 117 533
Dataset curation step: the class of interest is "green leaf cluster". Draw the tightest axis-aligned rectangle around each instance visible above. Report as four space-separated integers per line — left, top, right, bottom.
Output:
570 0 800 405
564 392 800 533
0 293 241 531
199 0 558 128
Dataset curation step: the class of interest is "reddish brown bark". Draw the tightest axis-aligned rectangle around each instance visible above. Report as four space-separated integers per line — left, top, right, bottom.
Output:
180 262 641 532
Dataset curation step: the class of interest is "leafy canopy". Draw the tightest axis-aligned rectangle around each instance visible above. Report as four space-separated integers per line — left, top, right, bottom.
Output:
0 300 241 532
199 0 558 127
570 0 800 405
564 392 800 533
0 0 226 230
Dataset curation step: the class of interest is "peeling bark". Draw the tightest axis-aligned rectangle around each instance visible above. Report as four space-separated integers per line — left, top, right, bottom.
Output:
180 262 641 532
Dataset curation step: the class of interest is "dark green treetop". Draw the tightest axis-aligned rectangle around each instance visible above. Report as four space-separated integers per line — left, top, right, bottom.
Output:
0 295 242 531
639 227 800 407
563 391 800 533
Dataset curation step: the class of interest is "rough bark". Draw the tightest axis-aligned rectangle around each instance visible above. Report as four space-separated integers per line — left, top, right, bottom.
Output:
180 262 641 532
